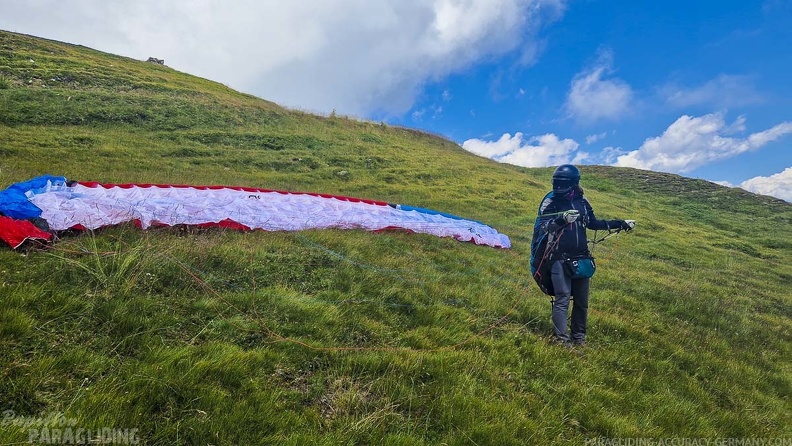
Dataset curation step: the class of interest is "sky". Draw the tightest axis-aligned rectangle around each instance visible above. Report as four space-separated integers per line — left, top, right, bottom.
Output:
1 0 791 202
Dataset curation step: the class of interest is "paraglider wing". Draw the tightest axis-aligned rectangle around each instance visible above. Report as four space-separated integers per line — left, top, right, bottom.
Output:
0 176 511 249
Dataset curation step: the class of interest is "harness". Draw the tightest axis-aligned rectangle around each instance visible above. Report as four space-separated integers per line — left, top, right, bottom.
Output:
530 198 629 296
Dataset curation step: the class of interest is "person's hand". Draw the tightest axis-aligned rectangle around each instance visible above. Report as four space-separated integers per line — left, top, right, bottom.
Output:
622 220 636 231
562 210 580 224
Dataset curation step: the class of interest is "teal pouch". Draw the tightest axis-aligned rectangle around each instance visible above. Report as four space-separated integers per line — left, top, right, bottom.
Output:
564 258 596 279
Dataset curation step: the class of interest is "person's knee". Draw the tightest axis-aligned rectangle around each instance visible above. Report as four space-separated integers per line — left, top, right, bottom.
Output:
553 293 571 307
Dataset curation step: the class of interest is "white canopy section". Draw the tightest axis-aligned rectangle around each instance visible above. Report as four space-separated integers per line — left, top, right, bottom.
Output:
27 181 511 248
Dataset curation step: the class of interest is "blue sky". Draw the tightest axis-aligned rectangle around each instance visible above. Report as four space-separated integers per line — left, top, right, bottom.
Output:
1 0 790 201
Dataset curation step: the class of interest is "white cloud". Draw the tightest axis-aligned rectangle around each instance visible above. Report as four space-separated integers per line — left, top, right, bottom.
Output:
585 132 608 144
600 146 627 164
614 113 792 173
0 0 566 117
462 132 581 167
661 74 763 109
565 51 633 123
739 167 792 202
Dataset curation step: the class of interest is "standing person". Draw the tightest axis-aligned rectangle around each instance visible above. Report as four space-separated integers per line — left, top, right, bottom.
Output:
530 165 635 346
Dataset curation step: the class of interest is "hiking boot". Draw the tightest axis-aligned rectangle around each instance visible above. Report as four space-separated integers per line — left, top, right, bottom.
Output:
553 338 572 348
571 339 586 347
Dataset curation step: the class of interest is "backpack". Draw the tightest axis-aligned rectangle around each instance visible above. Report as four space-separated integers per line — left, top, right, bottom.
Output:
529 192 556 296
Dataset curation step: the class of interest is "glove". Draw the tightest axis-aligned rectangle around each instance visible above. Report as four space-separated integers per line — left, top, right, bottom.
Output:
621 220 636 231
561 210 580 224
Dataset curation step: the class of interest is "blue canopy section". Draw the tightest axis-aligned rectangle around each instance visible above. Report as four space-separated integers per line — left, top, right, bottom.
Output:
396 204 486 225
0 175 67 220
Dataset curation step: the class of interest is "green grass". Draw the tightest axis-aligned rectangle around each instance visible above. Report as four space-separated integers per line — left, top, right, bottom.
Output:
0 29 791 445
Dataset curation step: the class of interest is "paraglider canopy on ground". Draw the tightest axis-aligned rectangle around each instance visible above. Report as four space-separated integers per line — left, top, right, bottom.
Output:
0 175 511 250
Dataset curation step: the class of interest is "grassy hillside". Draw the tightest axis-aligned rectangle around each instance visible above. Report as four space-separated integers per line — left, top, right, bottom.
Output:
1 30 790 445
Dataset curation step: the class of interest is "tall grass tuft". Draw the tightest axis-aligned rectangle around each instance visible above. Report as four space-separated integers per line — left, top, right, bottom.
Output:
45 232 154 298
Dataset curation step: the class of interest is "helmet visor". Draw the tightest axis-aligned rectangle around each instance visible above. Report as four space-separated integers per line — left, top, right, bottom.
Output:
552 178 576 194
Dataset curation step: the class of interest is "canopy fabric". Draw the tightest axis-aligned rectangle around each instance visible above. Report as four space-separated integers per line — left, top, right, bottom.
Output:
0 216 52 249
0 175 66 220
0 176 511 249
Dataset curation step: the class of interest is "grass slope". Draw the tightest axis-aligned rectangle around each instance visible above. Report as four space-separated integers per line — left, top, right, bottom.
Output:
1 30 790 445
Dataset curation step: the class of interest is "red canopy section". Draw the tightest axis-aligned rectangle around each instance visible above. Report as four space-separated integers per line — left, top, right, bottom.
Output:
0 216 52 249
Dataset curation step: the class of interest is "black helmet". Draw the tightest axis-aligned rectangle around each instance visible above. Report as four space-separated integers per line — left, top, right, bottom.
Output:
552 164 580 196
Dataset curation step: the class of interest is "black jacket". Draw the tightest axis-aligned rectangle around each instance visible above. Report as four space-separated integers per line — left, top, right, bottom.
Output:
537 190 623 261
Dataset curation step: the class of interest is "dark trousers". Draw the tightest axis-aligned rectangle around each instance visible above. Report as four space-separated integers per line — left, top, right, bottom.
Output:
550 260 590 342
